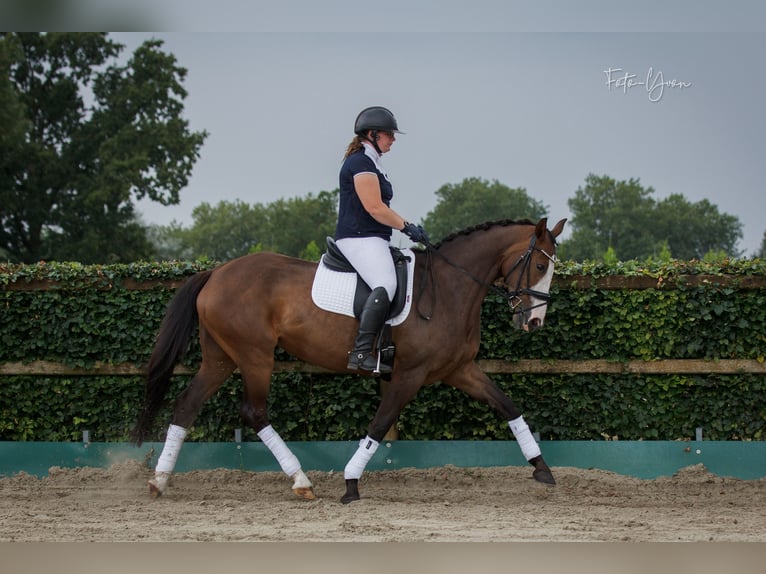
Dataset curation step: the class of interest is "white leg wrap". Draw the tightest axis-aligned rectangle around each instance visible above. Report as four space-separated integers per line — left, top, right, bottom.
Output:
155 424 187 473
344 436 380 480
508 416 541 461
257 425 301 477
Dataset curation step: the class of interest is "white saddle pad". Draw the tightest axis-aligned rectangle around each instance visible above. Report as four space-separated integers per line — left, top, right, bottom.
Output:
311 248 415 327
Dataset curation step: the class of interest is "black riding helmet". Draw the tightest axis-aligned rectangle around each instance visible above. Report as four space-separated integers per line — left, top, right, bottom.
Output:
354 106 404 135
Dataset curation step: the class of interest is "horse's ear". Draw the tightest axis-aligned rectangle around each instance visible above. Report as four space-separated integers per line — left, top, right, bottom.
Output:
550 218 567 239
535 218 548 239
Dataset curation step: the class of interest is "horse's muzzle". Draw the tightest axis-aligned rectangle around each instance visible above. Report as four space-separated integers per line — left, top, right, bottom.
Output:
524 317 542 332
513 311 542 332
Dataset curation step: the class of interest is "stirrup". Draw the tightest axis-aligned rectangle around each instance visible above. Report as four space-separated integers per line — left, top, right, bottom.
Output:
347 350 376 372
347 350 391 374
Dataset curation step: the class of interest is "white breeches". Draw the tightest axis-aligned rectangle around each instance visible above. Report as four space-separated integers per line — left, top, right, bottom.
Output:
335 236 396 301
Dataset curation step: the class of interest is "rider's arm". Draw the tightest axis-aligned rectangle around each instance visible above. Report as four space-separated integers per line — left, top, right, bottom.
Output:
353 173 406 231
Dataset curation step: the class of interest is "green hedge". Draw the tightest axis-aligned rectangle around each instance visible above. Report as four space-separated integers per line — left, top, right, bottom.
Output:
1 258 765 442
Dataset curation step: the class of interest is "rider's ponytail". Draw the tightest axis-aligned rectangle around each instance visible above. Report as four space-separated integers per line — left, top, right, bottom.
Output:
344 135 365 158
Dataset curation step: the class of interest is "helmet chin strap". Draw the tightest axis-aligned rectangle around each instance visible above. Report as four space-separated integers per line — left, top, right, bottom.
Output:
362 130 383 155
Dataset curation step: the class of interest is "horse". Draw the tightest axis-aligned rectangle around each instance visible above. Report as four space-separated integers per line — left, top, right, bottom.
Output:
132 217 567 503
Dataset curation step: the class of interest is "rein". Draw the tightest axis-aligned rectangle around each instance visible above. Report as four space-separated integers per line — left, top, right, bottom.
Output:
416 234 556 321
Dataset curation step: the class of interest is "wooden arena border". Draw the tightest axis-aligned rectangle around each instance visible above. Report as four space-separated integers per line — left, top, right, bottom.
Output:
1 439 765 480
2 358 765 376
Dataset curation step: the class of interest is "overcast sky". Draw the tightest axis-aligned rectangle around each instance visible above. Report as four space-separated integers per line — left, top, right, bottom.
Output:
107 4 765 255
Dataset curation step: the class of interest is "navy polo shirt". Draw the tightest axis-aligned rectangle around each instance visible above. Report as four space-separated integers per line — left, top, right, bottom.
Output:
335 144 394 240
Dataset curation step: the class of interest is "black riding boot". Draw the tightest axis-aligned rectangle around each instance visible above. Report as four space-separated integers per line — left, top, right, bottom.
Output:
347 287 390 372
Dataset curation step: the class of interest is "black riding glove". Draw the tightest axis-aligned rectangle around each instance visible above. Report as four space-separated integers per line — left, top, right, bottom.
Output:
401 222 430 244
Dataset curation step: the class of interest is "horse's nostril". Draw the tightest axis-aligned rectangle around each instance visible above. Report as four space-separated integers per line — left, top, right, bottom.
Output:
527 318 542 331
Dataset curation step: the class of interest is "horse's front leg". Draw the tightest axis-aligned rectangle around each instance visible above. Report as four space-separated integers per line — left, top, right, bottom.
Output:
341 374 423 504
444 363 555 485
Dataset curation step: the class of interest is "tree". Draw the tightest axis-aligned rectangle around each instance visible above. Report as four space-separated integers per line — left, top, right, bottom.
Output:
652 194 742 259
154 190 338 261
0 33 207 263
0 34 30 262
260 190 338 259
420 177 549 241
153 200 265 261
562 174 657 261
561 174 743 261
760 231 766 259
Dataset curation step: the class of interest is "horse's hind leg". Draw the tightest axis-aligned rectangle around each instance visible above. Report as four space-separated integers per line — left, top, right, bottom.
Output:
444 362 555 485
149 337 236 496
239 358 316 500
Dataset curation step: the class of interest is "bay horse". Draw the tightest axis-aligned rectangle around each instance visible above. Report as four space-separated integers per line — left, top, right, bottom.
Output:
132 217 566 503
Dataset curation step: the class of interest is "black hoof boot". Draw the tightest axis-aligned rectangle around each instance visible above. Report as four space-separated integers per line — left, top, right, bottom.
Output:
340 479 360 504
529 455 556 485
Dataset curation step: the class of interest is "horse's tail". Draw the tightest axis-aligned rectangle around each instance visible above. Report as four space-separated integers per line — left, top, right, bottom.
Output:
131 270 214 446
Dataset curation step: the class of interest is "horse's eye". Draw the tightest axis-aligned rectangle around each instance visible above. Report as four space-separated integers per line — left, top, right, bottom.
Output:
536 263 546 272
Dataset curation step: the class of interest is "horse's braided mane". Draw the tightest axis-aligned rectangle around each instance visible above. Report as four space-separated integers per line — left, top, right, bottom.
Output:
432 219 535 249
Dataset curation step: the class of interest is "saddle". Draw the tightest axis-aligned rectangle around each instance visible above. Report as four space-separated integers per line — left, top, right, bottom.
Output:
321 237 411 320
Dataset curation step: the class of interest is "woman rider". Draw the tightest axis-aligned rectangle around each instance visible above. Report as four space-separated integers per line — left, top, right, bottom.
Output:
335 106 429 372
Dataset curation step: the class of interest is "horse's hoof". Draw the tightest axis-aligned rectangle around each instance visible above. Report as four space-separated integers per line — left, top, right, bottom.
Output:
528 456 556 485
340 478 360 504
293 486 316 500
290 470 315 499
532 468 556 485
340 492 360 504
147 472 170 497
148 480 163 497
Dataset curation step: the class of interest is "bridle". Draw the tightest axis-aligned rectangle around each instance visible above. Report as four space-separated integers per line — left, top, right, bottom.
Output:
499 234 557 314
417 233 557 320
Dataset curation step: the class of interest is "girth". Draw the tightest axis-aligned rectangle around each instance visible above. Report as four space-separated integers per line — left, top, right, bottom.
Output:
322 237 411 319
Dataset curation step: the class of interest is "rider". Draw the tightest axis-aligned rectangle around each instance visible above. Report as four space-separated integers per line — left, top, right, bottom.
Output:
335 106 429 372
